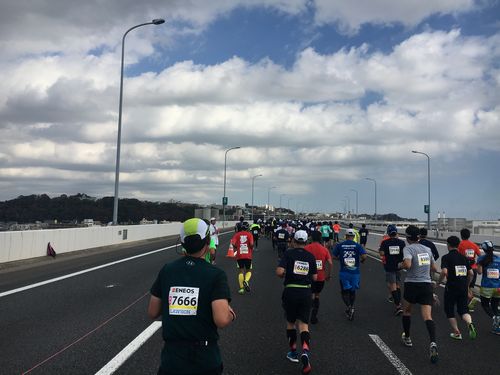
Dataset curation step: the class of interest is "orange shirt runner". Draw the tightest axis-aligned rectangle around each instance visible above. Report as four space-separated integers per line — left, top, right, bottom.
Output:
304 242 332 282
458 239 481 269
231 231 254 260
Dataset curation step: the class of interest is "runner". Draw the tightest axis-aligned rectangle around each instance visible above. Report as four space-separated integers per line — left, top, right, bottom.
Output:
250 220 261 251
398 225 439 364
333 221 341 243
476 240 500 334
332 228 367 321
379 224 405 315
458 228 481 311
359 224 369 248
304 230 333 324
230 221 254 295
348 223 360 244
438 236 477 340
209 217 219 264
148 218 235 375
419 227 440 261
276 230 317 374
320 221 332 247
274 222 290 259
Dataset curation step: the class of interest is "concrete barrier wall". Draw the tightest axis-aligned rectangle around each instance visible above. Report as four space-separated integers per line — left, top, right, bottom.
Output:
0 221 238 264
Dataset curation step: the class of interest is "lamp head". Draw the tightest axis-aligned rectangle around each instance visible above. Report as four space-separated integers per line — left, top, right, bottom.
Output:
152 19 165 25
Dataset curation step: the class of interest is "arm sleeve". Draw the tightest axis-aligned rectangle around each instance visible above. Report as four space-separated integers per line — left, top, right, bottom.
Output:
403 247 412 260
150 273 162 298
440 255 448 270
211 270 231 302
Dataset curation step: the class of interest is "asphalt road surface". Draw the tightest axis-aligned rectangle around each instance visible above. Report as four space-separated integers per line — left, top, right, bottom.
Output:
1 230 498 375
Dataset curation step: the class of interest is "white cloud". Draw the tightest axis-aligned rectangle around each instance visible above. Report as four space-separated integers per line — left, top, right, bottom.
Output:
314 0 476 33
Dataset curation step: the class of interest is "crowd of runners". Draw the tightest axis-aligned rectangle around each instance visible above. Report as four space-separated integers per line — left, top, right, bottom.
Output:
149 216 499 375
225 217 500 374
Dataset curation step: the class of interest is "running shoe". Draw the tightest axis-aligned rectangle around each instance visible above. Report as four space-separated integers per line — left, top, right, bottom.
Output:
394 305 403 316
387 296 394 303
348 307 355 321
238 288 245 295
449 332 462 340
300 351 311 374
243 280 251 293
468 323 477 340
345 308 351 319
286 351 299 363
429 342 439 364
468 297 479 312
401 332 413 347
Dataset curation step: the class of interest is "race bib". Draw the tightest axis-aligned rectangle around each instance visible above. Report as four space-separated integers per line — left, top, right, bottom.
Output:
344 257 356 268
316 260 323 270
487 268 499 279
361 232 367 237
389 246 400 255
253 230 258 235
465 249 475 258
455 265 467 277
278 233 285 239
240 244 249 254
293 261 310 275
417 253 430 266
169 286 199 316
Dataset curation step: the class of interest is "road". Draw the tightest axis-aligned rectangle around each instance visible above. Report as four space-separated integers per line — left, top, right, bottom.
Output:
1 230 498 375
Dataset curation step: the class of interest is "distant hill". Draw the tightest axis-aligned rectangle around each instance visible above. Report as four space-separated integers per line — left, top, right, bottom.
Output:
0 194 200 224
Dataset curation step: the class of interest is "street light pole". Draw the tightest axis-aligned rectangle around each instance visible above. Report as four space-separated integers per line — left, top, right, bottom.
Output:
344 195 351 217
279 194 286 219
365 178 377 221
222 146 241 228
251 174 263 221
412 150 431 230
350 189 359 216
267 186 277 218
113 18 165 225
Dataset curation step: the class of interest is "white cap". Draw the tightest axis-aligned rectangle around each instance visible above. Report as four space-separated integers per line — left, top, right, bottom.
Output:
210 217 216 221
346 229 356 236
294 230 308 243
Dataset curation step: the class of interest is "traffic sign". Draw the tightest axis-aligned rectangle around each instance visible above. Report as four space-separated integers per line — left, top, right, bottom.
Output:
424 204 430 214
222 197 228 205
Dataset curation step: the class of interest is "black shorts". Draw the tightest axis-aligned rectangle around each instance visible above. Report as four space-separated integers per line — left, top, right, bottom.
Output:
282 287 312 324
158 364 223 375
444 288 469 318
403 282 433 305
237 259 252 270
311 281 325 294
360 238 367 245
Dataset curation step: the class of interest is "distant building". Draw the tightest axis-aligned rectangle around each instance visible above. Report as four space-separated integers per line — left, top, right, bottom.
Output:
194 207 220 221
469 220 500 236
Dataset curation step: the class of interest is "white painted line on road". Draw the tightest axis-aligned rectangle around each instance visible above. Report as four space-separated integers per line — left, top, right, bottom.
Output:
1 231 233 298
95 321 162 375
368 334 413 375
0 245 175 298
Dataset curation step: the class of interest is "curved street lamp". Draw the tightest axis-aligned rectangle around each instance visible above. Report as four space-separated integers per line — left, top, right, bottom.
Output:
251 174 263 220
365 178 377 221
222 146 241 227
113 18 165 225
350 189 359 216
412 150 431 230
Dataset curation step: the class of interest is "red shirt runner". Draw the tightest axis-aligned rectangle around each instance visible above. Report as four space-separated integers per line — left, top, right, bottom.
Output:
231 231 254 260
304 242 332 282
458 239 481 269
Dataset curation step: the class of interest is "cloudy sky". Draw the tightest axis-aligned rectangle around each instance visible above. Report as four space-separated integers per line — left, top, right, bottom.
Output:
0 0 499 221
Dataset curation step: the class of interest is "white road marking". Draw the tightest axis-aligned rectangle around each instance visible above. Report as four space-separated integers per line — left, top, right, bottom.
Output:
94 321 162 375
369 334 413 375
0 245 176 298
0 231 234 298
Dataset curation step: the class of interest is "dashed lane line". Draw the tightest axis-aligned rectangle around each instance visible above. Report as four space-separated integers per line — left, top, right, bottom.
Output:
94 321 162 375
369 334 413 375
